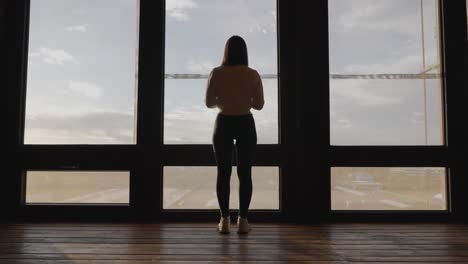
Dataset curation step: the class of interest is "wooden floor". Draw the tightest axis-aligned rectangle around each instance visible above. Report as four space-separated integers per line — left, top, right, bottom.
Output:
1 223 468 263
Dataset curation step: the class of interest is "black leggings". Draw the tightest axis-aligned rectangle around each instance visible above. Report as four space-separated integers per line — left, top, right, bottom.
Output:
213 113 257 218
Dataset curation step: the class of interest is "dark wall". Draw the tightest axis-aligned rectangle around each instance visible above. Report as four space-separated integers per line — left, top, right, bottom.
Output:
0 0 9 221
443 0 468 221
0 1 7 94
0 1 5 37
2 0 29 222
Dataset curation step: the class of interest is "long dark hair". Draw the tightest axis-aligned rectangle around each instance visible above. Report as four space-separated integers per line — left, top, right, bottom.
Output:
222 35 248 66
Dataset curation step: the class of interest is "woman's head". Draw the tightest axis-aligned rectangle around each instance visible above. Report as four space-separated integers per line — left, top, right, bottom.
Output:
222 35 248 66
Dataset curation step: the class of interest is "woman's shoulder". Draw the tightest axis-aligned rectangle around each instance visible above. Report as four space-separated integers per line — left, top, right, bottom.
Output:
208 67 222 78
210 66 220 73
245 66 259 74
246 67 261 79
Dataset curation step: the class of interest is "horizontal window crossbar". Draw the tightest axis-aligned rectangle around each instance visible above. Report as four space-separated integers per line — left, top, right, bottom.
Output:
165 73 442 80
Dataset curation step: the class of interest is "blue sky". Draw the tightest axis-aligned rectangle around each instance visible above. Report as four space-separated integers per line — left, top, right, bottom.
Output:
24 0 443 145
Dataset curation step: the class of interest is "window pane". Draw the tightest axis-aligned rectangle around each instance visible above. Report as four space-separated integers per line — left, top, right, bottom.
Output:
329 0 444 145
25 0 139 144
331 167 447 210
164 0 278 144
26 171 129 204
163 167 279 210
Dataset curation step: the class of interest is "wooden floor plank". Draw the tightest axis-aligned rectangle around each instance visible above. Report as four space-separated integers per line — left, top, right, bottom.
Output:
1 223 468 263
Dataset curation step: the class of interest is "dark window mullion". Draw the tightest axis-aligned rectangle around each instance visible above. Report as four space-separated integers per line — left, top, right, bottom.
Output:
440 0 468 220
4 0 30 219
297 0 331 220
133 0 165 218
277 0 300 219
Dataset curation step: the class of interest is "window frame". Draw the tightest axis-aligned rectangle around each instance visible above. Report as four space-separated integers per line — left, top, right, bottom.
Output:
6 0 291 221
2 0 467 222
328 0 448 148
325 0 452 216
330 166 451 212
24 169 132 205
296 0 465 221
159 0 286 218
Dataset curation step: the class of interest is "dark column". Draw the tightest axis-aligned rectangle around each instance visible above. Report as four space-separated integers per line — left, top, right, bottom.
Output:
2 0 29 222
295 0 331 222
442 0 468 221
132 0 165 220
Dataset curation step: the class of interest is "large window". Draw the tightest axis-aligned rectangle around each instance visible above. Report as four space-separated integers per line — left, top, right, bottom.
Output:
9 0 464 221
25 0 139 144
164 0 278 144
331 167 447 210
329 0 444 145
327 1 449 213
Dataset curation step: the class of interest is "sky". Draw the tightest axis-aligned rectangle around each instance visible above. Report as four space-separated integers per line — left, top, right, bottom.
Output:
164 0 278 144
24 0 444 146
26 0 138 144
329 0 443 145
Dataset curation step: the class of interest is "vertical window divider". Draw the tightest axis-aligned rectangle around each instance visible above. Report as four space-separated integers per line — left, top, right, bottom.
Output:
278 0 298 220
295 0 331 221
440 0 468 220
4 0 31 220
134 0 165 220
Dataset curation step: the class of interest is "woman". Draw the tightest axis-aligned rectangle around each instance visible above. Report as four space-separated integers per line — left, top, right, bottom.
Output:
205 35 264 234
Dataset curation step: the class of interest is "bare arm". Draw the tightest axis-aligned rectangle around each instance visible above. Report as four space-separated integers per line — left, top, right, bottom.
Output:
205 69 217 108
251 70 264 110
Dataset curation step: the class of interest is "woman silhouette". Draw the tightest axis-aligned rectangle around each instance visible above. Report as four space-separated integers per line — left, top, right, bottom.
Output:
205 35 264 234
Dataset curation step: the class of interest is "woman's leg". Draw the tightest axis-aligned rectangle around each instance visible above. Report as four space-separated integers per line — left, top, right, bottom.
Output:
213 117 234 218
236 116 257 218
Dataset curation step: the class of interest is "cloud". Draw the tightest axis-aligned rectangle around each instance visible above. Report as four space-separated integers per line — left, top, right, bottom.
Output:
72 8 87 15
343 55 423 74
164 105 217 143
331 79 402 106
248 9 277 36
410 111 425 124
65 24 89 32
329 78 442 145
336 119 353 128
69 81 103 99
29 47 78 66
335 1 419 36
164 102 278 144
24 111 136 144
28 52 40 57
166 0 197 21
186 60 214 73
164 80 278 144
